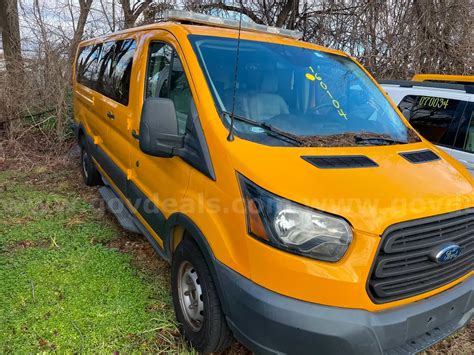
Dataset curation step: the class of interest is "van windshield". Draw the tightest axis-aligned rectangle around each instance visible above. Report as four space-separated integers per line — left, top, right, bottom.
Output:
189 35 419 147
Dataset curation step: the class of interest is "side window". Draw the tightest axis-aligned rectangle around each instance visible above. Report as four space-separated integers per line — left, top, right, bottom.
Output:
76 46 91 83
96 41 115 99
464 119 474 152
84 39 136 106
454 102 474 152
77 44 102 88
146 42 193 135
398 95 466 147
169 55 192 135
146 42 172 98
111 39 136 105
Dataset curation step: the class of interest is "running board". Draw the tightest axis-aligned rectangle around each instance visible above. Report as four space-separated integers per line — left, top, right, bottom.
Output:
98 185 170 262
99 186 141 234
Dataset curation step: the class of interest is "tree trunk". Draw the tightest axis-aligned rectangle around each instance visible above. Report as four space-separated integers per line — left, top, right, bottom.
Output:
0 0 23 134
120 0 152 29
69 0 93 70
276 0 299 28
0 0 23 74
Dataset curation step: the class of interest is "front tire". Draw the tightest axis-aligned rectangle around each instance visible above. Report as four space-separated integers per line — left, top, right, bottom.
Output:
79 136 101 186
171 238 233 353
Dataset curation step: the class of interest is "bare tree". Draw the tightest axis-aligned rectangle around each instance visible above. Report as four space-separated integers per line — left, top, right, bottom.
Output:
119 0 153 28
188 0 472 78
141 1 174 25
0 0 23 134
1 0 472 142
69 0 94 66
98 0 117 32
0 0 23 74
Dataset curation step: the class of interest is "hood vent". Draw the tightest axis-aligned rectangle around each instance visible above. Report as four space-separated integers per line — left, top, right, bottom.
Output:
302 155 378 169
400 150 440 164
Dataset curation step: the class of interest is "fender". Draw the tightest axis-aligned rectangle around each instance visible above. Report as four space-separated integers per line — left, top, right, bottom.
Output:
164 212 230 315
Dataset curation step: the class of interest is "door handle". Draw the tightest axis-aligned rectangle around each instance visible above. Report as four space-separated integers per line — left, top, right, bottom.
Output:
106 111 115 120
131 130 140 140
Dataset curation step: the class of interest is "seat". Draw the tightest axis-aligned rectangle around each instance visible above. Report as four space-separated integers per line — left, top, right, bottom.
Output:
220 70 289 122
245 72 289 121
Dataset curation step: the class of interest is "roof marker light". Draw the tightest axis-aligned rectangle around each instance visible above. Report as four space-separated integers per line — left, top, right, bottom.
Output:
164 10 303 40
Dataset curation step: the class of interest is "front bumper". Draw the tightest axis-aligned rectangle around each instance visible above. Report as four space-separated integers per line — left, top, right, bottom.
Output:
216 262 473 354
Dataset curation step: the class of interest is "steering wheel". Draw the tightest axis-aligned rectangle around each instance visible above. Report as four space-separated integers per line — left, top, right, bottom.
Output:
309 103 335 115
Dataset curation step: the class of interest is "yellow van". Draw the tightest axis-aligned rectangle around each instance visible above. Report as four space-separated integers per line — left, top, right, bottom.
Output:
73 11 473 354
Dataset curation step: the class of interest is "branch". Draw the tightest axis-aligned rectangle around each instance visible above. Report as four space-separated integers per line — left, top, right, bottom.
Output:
198 2 265 25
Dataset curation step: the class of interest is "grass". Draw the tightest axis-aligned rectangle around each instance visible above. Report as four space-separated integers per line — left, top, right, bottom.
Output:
0 137 471 354
0 168 189 353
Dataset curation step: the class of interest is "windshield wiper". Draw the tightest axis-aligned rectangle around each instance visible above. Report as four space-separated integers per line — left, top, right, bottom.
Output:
354 134 408 146
221 111 303 146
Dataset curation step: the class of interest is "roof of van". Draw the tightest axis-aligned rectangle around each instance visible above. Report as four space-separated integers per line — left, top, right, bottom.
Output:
78 21 347 58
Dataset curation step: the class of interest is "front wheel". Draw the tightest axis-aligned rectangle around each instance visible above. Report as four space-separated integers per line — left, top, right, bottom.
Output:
171 238 233 352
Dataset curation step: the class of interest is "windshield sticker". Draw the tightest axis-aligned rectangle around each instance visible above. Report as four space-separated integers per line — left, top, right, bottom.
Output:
250 127 265 133
305 67 348 120
418 96 449 109
305 66 320 81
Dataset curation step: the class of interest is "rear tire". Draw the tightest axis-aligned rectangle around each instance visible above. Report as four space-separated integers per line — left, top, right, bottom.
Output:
171 238 233 353
80 136 101 186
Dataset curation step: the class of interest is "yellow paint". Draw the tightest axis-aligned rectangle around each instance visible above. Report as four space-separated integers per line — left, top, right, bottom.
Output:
73 21 474 313
93 135 102 144
412 73 474 84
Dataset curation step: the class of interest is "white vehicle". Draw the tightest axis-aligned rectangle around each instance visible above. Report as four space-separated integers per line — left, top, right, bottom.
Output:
381 80 474 175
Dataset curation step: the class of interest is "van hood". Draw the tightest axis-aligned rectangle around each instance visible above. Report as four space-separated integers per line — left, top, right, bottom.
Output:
228 140 474 235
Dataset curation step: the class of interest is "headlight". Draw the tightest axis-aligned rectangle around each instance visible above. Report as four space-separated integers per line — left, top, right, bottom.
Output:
238 174 352 262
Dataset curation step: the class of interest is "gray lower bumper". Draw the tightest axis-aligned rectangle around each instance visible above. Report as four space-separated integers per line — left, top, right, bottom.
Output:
215 262 473 354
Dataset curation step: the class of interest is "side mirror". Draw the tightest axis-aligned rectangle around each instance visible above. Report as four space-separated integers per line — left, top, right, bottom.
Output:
138 98 184 157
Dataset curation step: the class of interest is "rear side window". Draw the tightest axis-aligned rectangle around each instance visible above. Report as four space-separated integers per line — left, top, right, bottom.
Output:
398 95 467 147
77 44 102 88
76 39 136 106
96 41 115 99
110 40 136 105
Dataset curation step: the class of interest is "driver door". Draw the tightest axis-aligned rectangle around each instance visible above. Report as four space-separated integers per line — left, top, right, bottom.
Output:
128 34 193 244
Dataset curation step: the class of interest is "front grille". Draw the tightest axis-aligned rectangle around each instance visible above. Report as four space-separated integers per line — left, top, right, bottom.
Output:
368 209 474 303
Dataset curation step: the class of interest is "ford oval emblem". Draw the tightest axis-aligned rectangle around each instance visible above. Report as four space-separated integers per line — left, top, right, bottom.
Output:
430 243 462 264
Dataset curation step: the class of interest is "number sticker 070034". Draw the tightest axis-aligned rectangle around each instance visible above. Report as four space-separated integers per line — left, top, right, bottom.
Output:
418 96 450 110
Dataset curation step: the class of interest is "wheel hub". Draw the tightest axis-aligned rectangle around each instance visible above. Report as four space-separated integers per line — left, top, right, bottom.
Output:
177 261 204 332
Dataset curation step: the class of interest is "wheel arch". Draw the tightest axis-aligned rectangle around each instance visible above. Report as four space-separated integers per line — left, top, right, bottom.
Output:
75 122 86 143
164 213 230 315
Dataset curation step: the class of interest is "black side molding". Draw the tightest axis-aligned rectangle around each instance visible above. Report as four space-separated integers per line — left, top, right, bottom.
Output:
302 155 378 169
